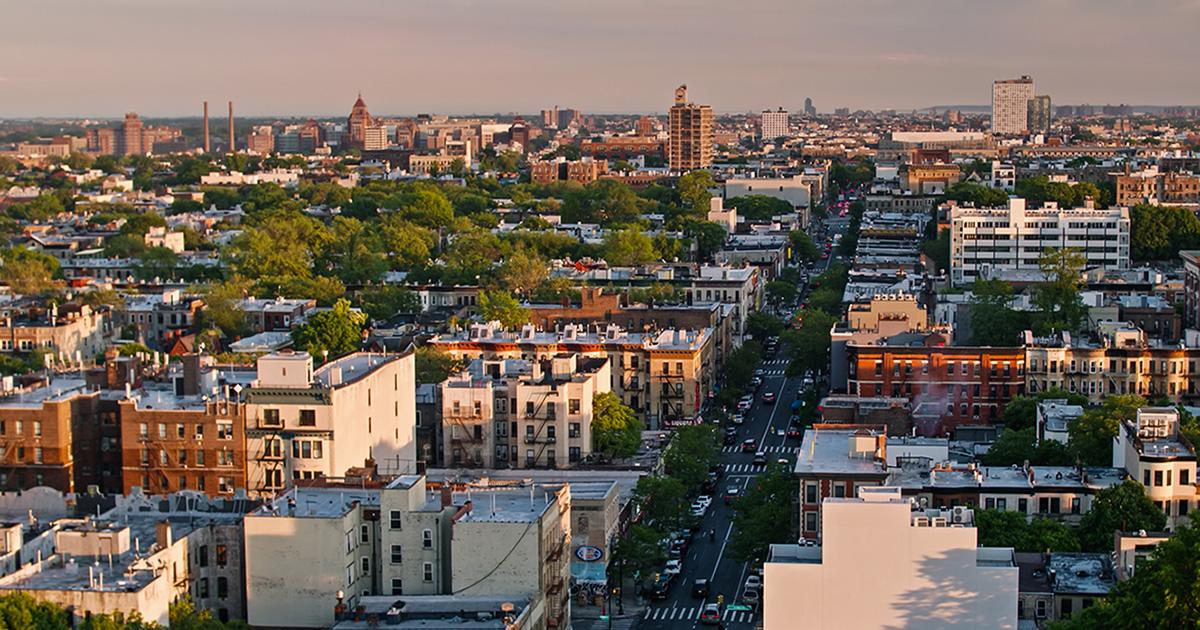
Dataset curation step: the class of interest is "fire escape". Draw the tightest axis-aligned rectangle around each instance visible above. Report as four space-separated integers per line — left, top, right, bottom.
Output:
544 532 570 627
446 404 486 467
522 390 558 469
657 363 687 427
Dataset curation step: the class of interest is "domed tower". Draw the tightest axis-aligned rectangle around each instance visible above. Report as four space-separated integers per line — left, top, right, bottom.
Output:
347 94 373 149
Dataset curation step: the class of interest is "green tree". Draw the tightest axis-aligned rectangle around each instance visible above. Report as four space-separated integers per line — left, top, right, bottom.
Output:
728 461 800 564
613 524 669 590
601 228 656 266
723 340 763 390
920 228 951 273
1052 512 1200 629
676 170 715 216
290 299 366 360
782 309 837 376
225 215 319 281
592 391 643 459
379 216 436 270
1068 394 1145 466
940 181 1010 208
0 247 60 295
683 219 727 262
387 190 454 229
497 251 548 299
133 247 179 281
359 286 421 321
1027 516 1081 553
119 213 167 237
318 216 387 285
662 424 720 489
725 195 793 220
765 280 797 305
981 427 1075 467
789 231 821 263
974 508 1031 549
1076 478 1167 552
1002 388 1088 432
414 346 462 385
967 279 1031 346
631 474 688 531
198 278 253 338
477 290 529 330
745 313 785 341
1032 247 1088 335
561 178 641 225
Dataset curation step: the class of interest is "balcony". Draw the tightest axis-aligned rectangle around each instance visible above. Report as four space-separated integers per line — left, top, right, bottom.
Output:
546 576 564 595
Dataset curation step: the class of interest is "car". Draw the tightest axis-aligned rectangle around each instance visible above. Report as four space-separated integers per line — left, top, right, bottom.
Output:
731 412 745 425
664 559 682 575
749 376 763 389
670 537 689 553
691 502 706 517
710 463 725 476
737 399 752 412
745 575 763 591
778 458 790 465
762 391 777 403
724 487 741 504
702 475 718 492
697 495 713 508
742 588 761 606
699 603 722 625
787 426 802 439
752 451 767 465
723 432 738 445
651 575 673 599
692 579 711 599
753 368 765 377
741 439 758 453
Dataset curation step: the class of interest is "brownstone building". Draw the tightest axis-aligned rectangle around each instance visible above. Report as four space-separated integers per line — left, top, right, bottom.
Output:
118 396 244 496
530 159 608 185
846 334 1025 436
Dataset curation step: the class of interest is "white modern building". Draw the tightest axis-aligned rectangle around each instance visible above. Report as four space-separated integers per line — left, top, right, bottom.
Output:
1113 407 1199 530
764 487 1018 630
949 197 1131 287
992 76 1036 135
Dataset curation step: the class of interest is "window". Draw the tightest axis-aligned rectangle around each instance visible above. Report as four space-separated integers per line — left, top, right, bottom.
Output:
391 578 403 596
569 447 580 462
34 448 43 464
263 409 281 426
218 477 230 492
265 437 281 458
217 576 228 599
299 410 316 426
198 578 209 598
1155 470 1164 486
141 449 149 465
199 545 209 567
804 512 817 532
423 562 434 582
569 399 580 414
1145 470 1152 486
217 422 233 440
360 524 370 544
391 545 403 564
422 529 433 549
1182 470 1191 486
195 450 205 466
1018 498 1028 513
569 423 581 438
390 510 403 530
216 545 227 567
1035 600 1047 619
361 557 370 575
34 422 41 437
218 450 234 466
139 423 148 438
805 483 818 504
833 484 845 498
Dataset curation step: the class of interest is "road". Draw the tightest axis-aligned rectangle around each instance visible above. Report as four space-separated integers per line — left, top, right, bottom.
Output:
637 356 803 629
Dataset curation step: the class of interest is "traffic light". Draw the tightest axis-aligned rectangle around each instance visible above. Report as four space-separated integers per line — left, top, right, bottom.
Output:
717 594 724 606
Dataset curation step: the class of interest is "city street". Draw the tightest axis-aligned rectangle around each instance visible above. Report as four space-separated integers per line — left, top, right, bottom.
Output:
635 356 803 630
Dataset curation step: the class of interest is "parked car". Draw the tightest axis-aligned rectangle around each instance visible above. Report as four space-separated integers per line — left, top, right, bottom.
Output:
746 575 763 591
699 603 722 625
742 588 761 606
724 487 741 504
664 559 682 575
651 575 673 599
731 412 745 425
749 377 763 390
691 501 707 517
691 578 710 599
724 432 738 445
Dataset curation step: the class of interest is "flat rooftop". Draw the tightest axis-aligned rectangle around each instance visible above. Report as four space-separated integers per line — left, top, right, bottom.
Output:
794 427 888 477
451 486 562 524
425 469 645 508
334 594 532 630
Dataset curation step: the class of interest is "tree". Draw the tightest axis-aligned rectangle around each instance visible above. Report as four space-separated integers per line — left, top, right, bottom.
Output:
379 216 436 270
974 509 1080 552
592 391 643 459
782 309 837 376
765 280 797 305
1002 388 1088 432
0 247 60 295
1129 203 1200 261
940 181 1009 208
920 228 950 273
318 217 387 285
1076 478 1167 552
414 346 462 385
725 195 792 220
746 313 784 342
663 424 720 489
133 247 179 281
225 215 318 281
561 178 640 225
683 220 727 262
119 213 167 237
967 279 1031 346
981 427 1075 467
789 231 821 263
613 524 669 590
359 286 421 321
1069 394 1144 466
198 278 253 338
600 228 656 267
497 251 548 299
631 474 688 531
723 340 763 390
477 290 529 330
676 170 715 216
1052 512 1200 629
290 299 366 361
387 190 454 229
728 461 799 564
1032 248 1088 335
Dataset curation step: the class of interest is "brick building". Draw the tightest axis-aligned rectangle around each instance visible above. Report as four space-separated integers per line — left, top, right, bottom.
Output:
846 333 1026 436
580 137 666 162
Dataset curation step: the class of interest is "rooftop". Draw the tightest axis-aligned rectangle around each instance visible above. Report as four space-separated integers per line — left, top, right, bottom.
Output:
1048 553 1114 595
333 594 532 630
794 425 888 478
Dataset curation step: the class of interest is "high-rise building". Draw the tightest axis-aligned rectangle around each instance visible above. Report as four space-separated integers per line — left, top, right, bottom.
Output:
668 85 713 171
761 108 789 140
804 97 816 116
1027 94 1053 135
991 76 1035 135
347 94 373 149
636 116 654 137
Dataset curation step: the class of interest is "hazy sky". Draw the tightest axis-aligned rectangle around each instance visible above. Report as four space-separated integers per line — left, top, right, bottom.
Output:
3 0 1199 118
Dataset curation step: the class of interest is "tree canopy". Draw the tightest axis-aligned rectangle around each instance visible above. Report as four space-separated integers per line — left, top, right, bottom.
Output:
591 392 643 459
290 299 366 360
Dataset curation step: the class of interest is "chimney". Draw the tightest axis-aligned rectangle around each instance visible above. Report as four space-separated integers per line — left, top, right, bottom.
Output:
156 521 172 549
203 102 210 153
181 353 202 396
440 485 453 507
228 101 234 154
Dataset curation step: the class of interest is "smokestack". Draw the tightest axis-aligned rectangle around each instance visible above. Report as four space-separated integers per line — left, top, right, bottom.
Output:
203 102 210 153
228 101 234 154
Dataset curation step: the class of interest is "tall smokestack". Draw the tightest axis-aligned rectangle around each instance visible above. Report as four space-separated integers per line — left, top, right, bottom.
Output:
203 102 210 153
228 101 234 154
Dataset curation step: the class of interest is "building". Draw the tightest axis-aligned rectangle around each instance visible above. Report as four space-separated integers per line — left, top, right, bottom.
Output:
949 197 1131 287
1183 251 1200 329
845 333 1026 436
795 425 891 541
992 76 1036 135
1037 399 1083 444
761 109 788 140
1112 167 1200 206
242 350 418 497
530 158 608 185
246 126 274 154
804 98 816 116
765 486 1018 630
1113 408 1198 529
580 137 666 162
85 114 183 156
440 355 611 469
234 296 316 333
636 116 654 137
431 322 714 430
1028 95 1053 135
720 175 812 213
667 85 713 171
347 95 374 149
0 301 111 359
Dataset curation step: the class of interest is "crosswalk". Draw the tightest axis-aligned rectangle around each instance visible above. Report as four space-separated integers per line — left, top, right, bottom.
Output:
758 359 789 377
644 605 755 624
722 445 795 454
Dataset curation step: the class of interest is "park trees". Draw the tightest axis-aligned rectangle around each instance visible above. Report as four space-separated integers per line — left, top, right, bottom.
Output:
728 461 800 564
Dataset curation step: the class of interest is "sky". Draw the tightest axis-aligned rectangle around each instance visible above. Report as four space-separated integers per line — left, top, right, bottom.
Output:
2 0 1199 119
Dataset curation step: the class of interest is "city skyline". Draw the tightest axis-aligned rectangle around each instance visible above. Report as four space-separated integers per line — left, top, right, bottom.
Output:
2 0 1199 118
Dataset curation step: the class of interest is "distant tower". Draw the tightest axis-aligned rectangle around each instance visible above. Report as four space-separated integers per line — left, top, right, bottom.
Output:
203 102 210 153
228 102 235 153
804 97 816 116
636 116 654 137
991 76 1035 135
347 94 373 149
668 85 713 171
761 108 788 140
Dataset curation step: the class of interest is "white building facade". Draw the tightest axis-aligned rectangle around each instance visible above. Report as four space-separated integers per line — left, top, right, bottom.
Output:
992 76 1035 135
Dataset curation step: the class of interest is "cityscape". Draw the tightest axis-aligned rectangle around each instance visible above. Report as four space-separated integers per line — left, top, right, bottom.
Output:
2 3 1200 630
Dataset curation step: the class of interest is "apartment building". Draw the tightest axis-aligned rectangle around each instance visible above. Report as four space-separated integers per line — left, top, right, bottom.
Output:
1112 167 1200 206
766 487 1017 630
668 85 713 171
949 197 1131 287
431 322 714 430
1113 408 1198 529
121 290 204 351
440 355 610 469
244 475 570 630
761 109 788 140
845 333 1026 436
992 76 1036 135
0 302 111 359
530 158 609 185
1024 324 1200 405
234 296 316 332
1183 250 1200 329
243 350 418 497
